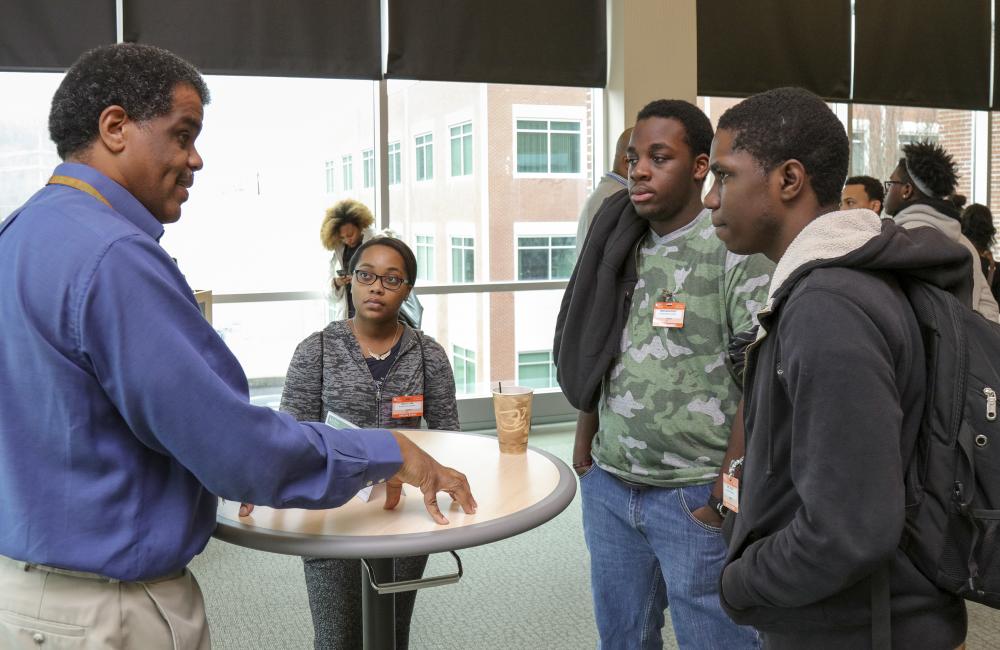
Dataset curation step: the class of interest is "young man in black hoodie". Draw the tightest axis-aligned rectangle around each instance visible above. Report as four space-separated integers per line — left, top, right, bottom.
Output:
705 87 968 648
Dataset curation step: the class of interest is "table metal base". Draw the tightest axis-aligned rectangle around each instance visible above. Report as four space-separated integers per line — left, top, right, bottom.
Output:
362 557 396 649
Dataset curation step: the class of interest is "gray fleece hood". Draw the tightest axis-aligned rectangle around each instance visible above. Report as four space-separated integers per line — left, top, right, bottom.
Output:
764 208 973 317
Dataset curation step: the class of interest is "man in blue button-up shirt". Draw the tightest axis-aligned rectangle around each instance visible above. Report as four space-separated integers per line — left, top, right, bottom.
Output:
0 43 475 648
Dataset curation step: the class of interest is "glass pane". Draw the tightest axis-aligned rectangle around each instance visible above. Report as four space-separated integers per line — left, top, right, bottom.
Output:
852 104 967 198
519 249 549 280
550 133 580 173
463 248 475 282
0 72 63 221
518 351 551 363
451 137 462 176
518 236 548 247
516 119 547 130
552 236 576 247
551 248 576 279
462 135 473 175
159 77 375 295
517 132 549 172
386 79 595 284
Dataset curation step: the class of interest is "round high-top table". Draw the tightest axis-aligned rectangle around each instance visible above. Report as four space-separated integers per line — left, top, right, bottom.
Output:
214 430 576 650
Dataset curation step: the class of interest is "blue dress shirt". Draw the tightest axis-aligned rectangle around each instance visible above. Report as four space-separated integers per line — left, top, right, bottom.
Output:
0 163 402 581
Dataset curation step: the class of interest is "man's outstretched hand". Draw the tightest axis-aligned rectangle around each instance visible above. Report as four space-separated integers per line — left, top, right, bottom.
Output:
384 431 478 524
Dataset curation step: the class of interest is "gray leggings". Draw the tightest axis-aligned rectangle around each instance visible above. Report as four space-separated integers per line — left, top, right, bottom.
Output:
302 555 429 650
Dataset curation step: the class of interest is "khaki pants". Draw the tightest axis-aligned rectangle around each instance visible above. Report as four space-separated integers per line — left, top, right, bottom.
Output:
0 556 210 649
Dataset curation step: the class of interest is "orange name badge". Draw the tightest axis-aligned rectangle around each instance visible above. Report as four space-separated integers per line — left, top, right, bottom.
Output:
722 473 739 513
391 395 424 418
652 301 686 328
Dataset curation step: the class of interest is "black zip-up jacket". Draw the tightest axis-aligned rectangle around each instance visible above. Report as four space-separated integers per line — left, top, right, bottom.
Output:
720 210 970 649
554 189 645 411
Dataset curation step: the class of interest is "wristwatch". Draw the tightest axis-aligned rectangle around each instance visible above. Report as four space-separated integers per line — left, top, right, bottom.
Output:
707 494 728 518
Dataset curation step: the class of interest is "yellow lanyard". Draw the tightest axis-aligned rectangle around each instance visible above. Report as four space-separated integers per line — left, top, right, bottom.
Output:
47 175 111 208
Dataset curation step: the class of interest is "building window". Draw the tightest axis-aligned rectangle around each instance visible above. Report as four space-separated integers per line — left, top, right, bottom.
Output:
324 160 336 193
362 148 374 188
416 235 434 281
516 119 581 174
342 155 353 190
451 236 475 282
415 133 433 181
453 345 477 395
450 122 473 176
517 350 557 389
388 141 401 185
517 235 576 280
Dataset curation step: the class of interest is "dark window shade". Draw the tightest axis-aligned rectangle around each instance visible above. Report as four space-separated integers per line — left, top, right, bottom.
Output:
386 0 606 88
123 0 381 79
855 0 989 110
0 1 116 71
697 1 850 100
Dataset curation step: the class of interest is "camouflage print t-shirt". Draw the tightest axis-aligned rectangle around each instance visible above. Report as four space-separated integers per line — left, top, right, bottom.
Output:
592 209 773 487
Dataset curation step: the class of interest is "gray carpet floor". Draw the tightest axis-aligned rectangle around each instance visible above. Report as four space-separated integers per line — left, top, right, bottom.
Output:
192 425 1000 649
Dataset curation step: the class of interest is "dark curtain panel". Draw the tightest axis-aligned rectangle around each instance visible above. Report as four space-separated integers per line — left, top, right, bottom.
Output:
855 0 990 110
123 0 381 79
386 0 606 88
0 1 116 71
697 0 851 100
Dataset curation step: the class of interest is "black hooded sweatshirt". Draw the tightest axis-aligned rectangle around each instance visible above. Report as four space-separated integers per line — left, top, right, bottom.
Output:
720 209 970 649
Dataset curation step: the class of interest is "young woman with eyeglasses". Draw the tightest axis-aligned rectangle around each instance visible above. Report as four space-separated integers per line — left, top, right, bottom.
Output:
279 236 460 649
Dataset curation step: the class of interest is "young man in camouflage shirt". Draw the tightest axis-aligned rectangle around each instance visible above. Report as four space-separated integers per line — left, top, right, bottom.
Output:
561 100 771 648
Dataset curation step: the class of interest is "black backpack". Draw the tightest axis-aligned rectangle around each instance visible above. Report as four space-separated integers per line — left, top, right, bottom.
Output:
899 277 1000 607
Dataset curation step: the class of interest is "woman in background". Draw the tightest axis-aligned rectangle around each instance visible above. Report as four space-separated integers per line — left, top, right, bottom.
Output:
280 236 459 650
322 199 376 320
961 203 1000 303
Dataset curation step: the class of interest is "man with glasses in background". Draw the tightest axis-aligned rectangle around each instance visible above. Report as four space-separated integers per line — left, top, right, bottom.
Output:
883 141 1000 321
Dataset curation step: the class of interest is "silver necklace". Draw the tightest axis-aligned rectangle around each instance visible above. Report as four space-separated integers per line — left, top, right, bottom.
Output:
350 319 401 361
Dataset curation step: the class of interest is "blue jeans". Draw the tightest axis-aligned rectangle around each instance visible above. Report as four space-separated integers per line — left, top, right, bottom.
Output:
581 464 760 650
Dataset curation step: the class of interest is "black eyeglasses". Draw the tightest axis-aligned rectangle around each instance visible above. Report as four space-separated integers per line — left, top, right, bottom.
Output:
883 179 907 192
353 269 409 291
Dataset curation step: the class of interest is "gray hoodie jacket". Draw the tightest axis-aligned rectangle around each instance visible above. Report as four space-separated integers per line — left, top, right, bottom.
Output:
894 201 1000 322
280 320 459 431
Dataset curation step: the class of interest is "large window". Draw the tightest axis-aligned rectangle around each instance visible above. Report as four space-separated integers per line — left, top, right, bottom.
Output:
517 235 575 280
516 119 581 174
450 122 473 176
416 235 434 281
342 154 354 190
362 148 374 188
517 350 557 389
388 141 401 185
415 133 433 181
452 345 477 395
451 236 475 282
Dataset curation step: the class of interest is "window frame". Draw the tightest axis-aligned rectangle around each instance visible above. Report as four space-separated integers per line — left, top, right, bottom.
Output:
516 349 557 389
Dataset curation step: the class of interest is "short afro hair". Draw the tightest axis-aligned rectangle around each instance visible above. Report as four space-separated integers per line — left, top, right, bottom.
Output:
845 175 885 204
636 99 713 158
899 141 958 198
717 87 849 207
961 203 996 252
49 43 210 159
